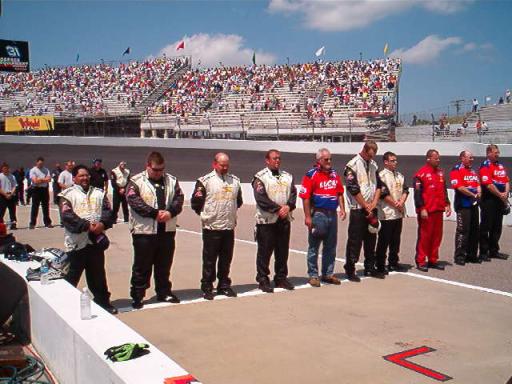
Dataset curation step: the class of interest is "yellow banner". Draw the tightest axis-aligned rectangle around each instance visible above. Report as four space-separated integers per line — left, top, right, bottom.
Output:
5 115 55 132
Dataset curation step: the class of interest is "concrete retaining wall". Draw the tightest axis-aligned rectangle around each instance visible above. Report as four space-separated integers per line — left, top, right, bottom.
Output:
0 257 197 384
1 135 511 157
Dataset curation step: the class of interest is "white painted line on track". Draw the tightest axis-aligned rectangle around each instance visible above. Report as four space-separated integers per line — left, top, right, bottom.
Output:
402 272 512 298
177 228 360 265
117 283 316 313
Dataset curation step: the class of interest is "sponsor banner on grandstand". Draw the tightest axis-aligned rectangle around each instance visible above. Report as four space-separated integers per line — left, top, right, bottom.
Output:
0 39 30 73
5 115 54 132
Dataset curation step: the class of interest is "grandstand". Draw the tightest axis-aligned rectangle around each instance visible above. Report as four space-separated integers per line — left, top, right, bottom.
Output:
1 57 401 141
398 101 512 144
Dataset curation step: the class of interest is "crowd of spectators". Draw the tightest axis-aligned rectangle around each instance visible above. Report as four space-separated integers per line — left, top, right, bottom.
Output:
0 57 188 116
146 58 401 122
0 57 400 123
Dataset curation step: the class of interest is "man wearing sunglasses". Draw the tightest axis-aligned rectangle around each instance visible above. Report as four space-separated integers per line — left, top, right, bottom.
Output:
126 151 184 309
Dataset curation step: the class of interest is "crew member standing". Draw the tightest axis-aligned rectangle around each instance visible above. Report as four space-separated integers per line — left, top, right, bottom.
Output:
253 149 297 293
0 163 18 230
58 161 75 191
344 141 384 281
300 148 346 287
89 159 109 192
127 152 184 309
413 149 451 272
479 144 510 260
59 165 117 314
111 161 130 223
376 152 409 273
450 150 481 265
191 153 242 300
51 162 63 205
29 157 53 229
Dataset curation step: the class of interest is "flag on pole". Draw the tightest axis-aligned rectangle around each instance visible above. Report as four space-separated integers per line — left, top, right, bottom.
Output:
122 47 131 56
315 46 325 57
383 43 389 55
176 41 185 51
252 51 256 65
76 53 80 63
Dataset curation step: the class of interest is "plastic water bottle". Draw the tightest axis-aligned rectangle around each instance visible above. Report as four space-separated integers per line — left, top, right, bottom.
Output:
40 259 50 285
80 288 92 320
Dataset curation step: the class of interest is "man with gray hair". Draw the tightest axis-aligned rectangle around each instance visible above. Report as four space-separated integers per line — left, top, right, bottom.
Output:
299 148 346 287
191 152 243 300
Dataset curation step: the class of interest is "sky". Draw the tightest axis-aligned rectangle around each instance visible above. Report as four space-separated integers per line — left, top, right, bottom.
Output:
1 0 511 115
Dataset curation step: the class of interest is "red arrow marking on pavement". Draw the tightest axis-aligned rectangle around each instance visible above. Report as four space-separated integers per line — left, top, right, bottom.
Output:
383 346 452 381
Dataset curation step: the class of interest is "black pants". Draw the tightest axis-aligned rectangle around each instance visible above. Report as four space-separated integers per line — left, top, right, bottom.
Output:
130 232 175 300
112 191 129 222
16 185 25 205
201 229 234 291
344 209 376 274
455 206 479 261
26 186 32 205
376 218 403 270
52 183 61 205
256 219 291 283
65 244 110 305
30 187 51 226
480 198 504 257
0 196 17 225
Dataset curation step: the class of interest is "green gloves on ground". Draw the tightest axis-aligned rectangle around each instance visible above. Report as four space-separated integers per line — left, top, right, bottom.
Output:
104 343 150 362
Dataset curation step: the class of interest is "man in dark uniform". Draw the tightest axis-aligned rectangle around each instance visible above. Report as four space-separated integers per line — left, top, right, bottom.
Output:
51 162 63 205
89 159 109 192
479 144 510 261
253 149 297 293
450 150 481 265
127 152 184 309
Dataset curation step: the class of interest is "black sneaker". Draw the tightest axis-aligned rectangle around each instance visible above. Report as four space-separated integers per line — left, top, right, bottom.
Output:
101 303 118 315
132 300 144 309
275 279 294 290
203 290 215 301
259 281 274 293
364 269 386 279
29 224 35 229
428 262 445 270
454 257 466 266
388 264 407 272
45 224 54 228
217 287 237 297
417 264 428 272
346 273 361 282
490 252 509 260
479 254 491 262
157 293 180 303
10 223 17 230
467 256 482 264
